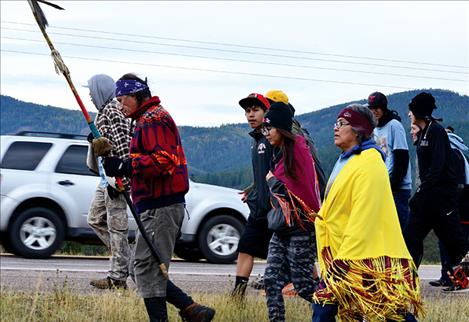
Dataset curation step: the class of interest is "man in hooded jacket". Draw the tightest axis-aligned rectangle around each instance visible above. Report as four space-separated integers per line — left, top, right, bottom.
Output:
86 74 133 289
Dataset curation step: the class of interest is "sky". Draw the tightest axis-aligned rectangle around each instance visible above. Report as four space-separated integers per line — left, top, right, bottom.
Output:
1 1 468 127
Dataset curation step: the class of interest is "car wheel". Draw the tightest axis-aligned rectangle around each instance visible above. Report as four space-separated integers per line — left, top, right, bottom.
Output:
198 215 243 264
174 245 202 262
7 207 65 259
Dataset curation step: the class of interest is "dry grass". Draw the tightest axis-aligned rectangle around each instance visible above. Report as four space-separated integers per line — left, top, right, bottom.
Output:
1 282 468 322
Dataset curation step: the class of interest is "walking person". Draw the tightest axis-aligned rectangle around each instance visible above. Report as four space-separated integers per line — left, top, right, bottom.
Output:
103 73 215 322
404 92 468 277
313 104 422 321
430 127 469 289
367 91 412 231
85 74 132 289
262 102 321 322
231 93 273 298
262 89 323 294
264 90 326 199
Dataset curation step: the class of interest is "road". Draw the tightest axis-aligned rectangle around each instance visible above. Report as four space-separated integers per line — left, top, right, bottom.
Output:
0 255 459 295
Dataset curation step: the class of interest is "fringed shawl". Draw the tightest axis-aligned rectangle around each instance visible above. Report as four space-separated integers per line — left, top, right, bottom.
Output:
271 135 321 229
313 149 423 321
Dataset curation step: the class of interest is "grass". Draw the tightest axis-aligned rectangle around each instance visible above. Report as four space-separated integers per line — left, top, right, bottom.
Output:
1 277 468 322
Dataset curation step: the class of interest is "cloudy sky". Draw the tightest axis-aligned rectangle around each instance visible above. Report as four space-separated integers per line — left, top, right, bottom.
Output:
1 1 468 126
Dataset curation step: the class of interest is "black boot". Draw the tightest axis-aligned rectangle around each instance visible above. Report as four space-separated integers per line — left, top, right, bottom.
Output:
143 297 168 322
179 303 215 322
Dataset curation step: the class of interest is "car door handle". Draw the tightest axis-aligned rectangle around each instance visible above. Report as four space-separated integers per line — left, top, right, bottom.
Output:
58 180 75 186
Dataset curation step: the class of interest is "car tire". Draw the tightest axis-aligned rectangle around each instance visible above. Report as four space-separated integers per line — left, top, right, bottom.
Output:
174 245 202 262
198 215 243 264
7 207 65 259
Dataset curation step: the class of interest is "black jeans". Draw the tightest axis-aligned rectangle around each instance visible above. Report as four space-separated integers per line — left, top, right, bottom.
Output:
437 223 469 280
404 187 469 268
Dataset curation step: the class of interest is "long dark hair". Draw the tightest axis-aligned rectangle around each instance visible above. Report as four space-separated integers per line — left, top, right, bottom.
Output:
118 73 152 107
277 128 297 180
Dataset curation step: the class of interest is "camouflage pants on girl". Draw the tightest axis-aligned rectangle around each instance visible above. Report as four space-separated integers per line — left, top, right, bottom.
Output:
264 232 317 322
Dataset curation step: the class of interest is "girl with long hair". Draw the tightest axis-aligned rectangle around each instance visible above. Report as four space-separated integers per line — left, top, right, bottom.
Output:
262 102 321 322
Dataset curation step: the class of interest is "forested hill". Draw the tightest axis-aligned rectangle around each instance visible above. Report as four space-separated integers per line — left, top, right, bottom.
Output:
1 89 468 188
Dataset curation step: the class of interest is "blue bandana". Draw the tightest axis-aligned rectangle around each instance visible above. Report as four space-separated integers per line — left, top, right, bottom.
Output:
115 79 148 97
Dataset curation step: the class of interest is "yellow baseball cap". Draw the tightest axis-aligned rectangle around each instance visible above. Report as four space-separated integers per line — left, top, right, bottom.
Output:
265 89 289 104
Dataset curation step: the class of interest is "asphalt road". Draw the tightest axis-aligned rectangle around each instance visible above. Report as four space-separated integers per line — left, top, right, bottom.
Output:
0 255 463 296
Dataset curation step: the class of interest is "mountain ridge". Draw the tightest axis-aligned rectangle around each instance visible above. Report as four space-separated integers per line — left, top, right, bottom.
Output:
1 89 468 188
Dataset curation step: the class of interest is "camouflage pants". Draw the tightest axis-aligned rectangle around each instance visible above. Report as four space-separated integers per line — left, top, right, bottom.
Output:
264 232 317 322
133 203 185 298
88 185 130 281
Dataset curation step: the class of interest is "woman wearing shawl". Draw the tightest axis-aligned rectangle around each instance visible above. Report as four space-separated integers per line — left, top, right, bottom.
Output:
262 102 321 322
312 104 423 322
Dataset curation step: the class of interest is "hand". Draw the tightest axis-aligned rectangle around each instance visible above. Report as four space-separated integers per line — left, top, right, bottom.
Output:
92 137 113 157
106 184 120 200
238 191 248 203
87 132 94 143
266 171 274 181
103 156 131 177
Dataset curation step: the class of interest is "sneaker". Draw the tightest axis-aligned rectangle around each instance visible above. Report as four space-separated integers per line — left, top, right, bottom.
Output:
442 285 464 292
179 303 215 322
429 278 452 287
90 277 127 290
249 275 265 290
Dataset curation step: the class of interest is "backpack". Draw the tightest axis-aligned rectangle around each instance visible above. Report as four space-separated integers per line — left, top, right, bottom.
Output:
448 133 469 185
292 118 327 199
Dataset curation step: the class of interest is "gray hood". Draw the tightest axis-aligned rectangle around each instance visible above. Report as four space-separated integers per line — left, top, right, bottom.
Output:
86 74 116 111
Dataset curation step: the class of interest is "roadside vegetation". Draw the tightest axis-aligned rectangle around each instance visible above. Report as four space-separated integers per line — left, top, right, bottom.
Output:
1 284 468 322
0 230 443 262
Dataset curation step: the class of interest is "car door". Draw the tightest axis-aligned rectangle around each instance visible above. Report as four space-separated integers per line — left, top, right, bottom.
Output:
49 144 101 230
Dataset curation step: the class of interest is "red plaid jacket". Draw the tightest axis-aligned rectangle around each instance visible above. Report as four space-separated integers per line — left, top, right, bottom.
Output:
128 97 189 213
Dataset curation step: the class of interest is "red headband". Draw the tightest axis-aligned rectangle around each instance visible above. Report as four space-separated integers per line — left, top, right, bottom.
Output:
337 108 374 137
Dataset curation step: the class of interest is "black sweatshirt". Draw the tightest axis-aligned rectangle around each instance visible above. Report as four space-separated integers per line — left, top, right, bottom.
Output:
416 121 458 191
246 130 274 220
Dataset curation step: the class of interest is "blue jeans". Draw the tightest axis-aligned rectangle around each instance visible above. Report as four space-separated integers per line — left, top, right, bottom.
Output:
393 189 411 232
312 303 417 322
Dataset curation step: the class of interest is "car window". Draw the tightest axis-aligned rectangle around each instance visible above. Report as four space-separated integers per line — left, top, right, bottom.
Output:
55 145 97 176
1 141 52 170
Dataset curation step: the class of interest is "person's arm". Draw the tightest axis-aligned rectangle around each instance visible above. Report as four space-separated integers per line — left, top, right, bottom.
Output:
108 108 131 159
267 175 287 197
389 121 410 191
390 149 409 191
420 127 447 191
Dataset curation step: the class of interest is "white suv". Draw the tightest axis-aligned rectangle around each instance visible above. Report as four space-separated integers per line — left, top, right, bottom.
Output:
0 132 249 264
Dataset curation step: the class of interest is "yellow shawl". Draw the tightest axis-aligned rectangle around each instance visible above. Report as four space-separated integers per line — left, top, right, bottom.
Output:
314 149 423 321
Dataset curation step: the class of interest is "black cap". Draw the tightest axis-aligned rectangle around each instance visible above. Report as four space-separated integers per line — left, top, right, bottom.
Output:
408 92 437 119
367 92 388 110
263 102 293 132
239 93 270 111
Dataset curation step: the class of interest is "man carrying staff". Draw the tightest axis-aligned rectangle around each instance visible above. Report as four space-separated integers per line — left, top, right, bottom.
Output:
103 73 215 322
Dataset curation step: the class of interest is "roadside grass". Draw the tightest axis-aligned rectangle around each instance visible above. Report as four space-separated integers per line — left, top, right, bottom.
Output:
1 282 468 322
